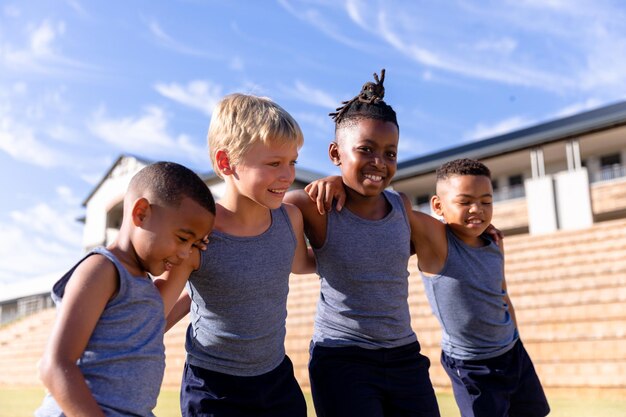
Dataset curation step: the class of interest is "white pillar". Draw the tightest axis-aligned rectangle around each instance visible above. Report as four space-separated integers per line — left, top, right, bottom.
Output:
554 168 593 230
525 176 558 234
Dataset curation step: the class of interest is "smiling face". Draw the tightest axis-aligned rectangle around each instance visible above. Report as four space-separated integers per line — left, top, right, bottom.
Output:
331 118 399 198
229 139 299 209
134 196 215 276
432 174 493 246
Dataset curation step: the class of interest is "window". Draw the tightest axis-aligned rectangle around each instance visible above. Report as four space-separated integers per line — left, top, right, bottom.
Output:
415 194 430 206
508 174 524 187
600 153 621 167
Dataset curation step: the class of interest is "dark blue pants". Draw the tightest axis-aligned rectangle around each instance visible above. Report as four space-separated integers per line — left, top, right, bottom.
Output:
441 340 550 417
309 341 441 417
181 355 307 417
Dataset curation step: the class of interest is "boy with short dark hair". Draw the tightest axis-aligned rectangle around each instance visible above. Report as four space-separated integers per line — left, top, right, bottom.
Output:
36 161 215 417
160 93 315 417
419 158 550 417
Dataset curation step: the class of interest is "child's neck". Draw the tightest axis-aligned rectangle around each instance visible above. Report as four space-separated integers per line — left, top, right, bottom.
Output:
107 234 147 278
343 188 390 220
215 192 272 237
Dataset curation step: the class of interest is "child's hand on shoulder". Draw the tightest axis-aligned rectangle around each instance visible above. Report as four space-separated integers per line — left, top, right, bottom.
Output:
305 175 345 215
485 224 504 246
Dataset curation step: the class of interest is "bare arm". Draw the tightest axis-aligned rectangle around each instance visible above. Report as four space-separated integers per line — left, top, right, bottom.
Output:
498 240 519 330
38 255 118 417
165 290 192 332
154 249 199 318
399 193 448 275
284 203 316 274
285 189 328 250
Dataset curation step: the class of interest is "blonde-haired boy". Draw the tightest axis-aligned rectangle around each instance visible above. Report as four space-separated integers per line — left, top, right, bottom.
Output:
158 93 314 417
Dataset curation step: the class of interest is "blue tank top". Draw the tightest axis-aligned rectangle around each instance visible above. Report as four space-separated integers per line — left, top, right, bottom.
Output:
36 247 165 417
185 206 296 376
421 226 518 360
312 190 417 349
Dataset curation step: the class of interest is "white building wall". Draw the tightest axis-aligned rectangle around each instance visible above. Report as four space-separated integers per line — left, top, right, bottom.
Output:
82 158 147 250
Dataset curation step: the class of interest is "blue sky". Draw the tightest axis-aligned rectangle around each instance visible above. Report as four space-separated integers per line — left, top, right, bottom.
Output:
2 0 626 285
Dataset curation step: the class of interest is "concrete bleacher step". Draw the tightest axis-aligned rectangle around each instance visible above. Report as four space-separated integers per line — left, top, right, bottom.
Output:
0 308 57 386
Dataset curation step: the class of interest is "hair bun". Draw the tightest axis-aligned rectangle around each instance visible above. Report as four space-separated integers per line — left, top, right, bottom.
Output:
330 69 387 123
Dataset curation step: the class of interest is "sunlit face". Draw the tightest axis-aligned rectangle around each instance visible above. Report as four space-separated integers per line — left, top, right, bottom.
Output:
230 140 298 209
331 118 399 198
432 174 493 246
136 197 215 276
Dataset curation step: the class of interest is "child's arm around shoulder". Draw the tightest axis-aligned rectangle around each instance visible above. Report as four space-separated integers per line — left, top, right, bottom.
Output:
154 249 200 326
284 189 327 250
283 201 316 274
497 239 519 330
399 192 448 275
38 254 118 417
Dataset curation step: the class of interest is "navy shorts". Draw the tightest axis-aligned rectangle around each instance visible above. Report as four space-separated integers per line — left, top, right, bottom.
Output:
180 355 307 417
309 341 440 417
441 340 550 417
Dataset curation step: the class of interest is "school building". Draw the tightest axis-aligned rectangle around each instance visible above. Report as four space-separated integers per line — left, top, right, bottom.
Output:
1 101 625 397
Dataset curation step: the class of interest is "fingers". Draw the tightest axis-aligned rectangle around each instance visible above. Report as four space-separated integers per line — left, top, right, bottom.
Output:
192 235 210 251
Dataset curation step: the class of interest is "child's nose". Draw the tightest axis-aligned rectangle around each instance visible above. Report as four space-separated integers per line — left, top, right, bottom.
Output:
281 165 295 183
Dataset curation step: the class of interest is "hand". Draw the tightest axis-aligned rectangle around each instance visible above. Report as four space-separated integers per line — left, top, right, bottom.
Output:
192 235 210 251
304 176 346 215
485 224 503 245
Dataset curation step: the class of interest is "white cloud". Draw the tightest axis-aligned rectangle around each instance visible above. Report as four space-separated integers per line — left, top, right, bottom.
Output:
88 106 207 162
552 99 604 118
146 19 215 58
0 115 67 167
1 19 94 75
30 20 64 56
464 116 534 141
278 0 371 51
281 81 338 108
0 201 83 283
154 80 223 116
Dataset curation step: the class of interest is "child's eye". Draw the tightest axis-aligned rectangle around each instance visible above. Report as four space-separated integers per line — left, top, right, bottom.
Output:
387 152 397 159
358 146 372 152
290 160 298 166
178 236 189 243
268 162 280 167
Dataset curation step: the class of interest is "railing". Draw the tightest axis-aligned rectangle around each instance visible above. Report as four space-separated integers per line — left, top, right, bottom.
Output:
591 164 626 183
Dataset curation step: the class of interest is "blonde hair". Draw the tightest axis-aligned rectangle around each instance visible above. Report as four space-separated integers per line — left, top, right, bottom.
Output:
207 93 304 177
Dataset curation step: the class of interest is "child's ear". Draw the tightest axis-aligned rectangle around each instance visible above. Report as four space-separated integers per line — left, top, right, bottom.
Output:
431 195 444 217
131 198 151 226
215 149 234 175
328 142 341 166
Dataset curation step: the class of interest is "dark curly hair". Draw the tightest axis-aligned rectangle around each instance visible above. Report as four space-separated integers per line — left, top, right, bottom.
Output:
436 158 491 181
330 69 398 131
129 161 216 215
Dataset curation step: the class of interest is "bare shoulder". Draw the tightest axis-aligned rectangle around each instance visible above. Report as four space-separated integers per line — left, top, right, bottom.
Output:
282 202 305 226
71 254 118 291
60 253 119 316
284 189 313 209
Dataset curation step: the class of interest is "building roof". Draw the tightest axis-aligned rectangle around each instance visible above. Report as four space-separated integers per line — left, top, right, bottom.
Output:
394 100 626 181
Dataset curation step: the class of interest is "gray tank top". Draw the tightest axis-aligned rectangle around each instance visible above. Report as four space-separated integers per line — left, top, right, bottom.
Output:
185 206 296 376
312 190 417 349
35 247 165 417
421 226 518 360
